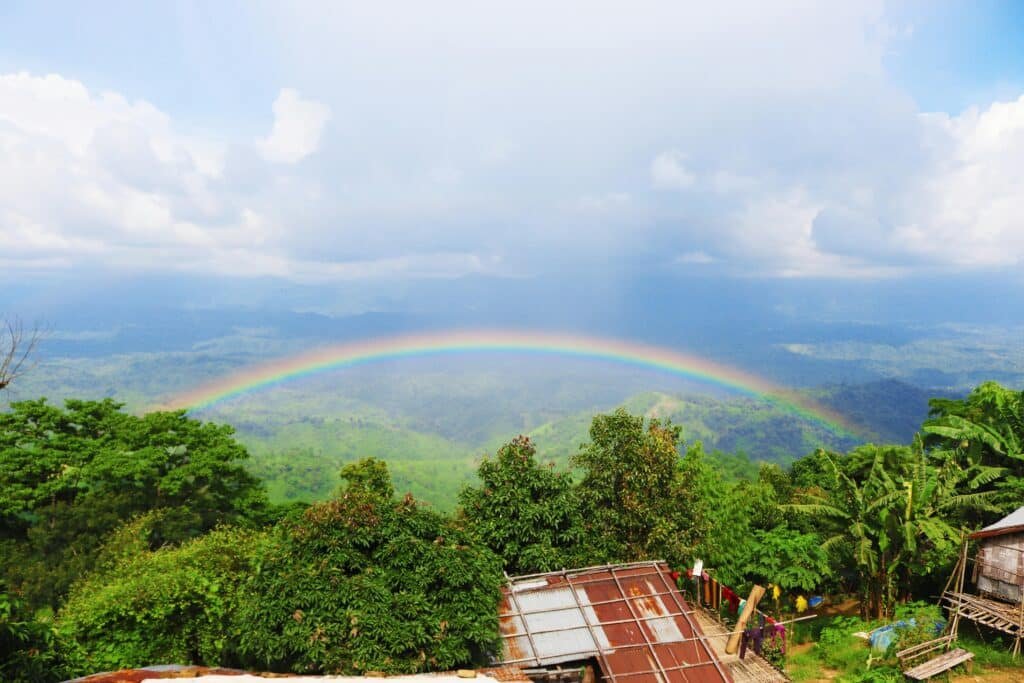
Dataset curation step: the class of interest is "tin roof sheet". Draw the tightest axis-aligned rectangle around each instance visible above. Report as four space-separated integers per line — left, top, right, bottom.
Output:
498 561 732 683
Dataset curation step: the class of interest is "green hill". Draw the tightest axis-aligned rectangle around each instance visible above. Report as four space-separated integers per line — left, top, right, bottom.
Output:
8 348 925 510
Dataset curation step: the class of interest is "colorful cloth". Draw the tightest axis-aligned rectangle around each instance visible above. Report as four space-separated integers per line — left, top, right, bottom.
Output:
795 595 808 613
773 623 787 655
739 627 764 659
722 587 739 614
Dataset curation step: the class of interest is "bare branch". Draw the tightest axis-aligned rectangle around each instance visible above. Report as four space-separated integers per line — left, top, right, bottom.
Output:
0 316 43 391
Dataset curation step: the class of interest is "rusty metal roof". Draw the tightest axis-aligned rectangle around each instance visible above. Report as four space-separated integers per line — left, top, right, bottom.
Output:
498 561 733 683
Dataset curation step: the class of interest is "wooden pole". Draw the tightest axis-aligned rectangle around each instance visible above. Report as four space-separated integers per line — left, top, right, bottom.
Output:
1016 551 1024 659
725 584 765 655
949 538 968 643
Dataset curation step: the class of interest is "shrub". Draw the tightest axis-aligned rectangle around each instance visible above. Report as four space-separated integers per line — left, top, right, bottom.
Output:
58 521 261 674
235 483 504 674
1 584 69 683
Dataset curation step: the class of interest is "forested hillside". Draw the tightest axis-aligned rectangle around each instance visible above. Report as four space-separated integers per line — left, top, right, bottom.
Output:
3 381 1024 682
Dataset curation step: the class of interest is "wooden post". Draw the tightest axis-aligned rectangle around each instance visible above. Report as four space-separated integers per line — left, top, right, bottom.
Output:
725 584 766 655
1016 551 1024 659
949 538 968 643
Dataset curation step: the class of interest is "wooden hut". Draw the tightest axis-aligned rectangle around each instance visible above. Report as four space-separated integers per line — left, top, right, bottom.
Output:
944 506 1024 655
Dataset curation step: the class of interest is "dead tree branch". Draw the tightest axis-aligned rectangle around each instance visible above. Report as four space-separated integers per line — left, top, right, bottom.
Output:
0 316 42 390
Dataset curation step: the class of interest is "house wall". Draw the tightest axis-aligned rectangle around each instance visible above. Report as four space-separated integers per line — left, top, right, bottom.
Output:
976 532 1024 604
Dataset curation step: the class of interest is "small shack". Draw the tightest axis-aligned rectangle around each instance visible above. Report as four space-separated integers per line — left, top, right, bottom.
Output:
496 561 785 683
972 506 1024 603
944 506 1024 655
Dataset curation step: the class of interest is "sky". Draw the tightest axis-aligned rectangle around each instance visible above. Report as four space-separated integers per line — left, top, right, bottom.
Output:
2 1 1024 299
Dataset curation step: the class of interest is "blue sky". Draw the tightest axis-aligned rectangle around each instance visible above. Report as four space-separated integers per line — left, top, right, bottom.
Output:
884 1 1024 112
1 1 1023 292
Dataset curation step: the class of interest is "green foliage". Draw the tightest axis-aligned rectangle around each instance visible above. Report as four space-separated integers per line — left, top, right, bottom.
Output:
459 436 583 574
786 441 988 618
888 603 943 657
9 379 1024 681
739 525 831 593
573 409 688 563
1 583 68 683
57 519 262 674
235 464 503 675
0 399 269 609
923 380 1024 519
810 616 902 682
338 457 396 501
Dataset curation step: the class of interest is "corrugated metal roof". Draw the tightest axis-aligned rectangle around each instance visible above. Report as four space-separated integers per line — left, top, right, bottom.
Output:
498 561 733 683
971 505 1024 539
504 584 610 665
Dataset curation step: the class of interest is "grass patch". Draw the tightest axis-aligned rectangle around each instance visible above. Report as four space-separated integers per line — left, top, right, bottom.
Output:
784 604 1020 682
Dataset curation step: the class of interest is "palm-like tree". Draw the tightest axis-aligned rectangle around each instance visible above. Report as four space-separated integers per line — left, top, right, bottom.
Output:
788 441 993 619
923 381 1023 517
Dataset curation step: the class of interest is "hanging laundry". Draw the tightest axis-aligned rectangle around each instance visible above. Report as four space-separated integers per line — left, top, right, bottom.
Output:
808 596 823 608
723 587 740 614
771 584 781 600
795 595 808 613
772 623 787 655
749 626 765 655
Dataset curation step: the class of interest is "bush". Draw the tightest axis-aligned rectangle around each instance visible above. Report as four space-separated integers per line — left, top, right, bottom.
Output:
58 521 261 674
1 584 69 683
817 616 871 671
235 484 504 674
889 602 945 656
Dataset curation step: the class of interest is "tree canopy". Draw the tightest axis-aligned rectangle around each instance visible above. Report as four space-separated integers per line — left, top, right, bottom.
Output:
0 399 269 608
5 382 1024 681
459 435 583 574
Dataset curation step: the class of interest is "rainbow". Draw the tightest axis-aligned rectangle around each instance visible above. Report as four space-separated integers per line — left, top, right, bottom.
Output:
159 329 855 434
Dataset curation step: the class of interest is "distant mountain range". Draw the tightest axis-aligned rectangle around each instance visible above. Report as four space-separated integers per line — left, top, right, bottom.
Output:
6 299 1019 509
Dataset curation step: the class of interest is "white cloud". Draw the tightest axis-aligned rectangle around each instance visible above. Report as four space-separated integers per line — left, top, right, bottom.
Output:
4 3 1024 283
890 96 1024 267
256 88 331 164
0 72 488 281
651 151 695 190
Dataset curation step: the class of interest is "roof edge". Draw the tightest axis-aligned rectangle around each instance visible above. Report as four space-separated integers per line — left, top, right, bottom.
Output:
970 524 1024 540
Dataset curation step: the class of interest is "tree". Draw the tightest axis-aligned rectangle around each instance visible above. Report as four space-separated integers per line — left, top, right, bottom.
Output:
338 457 395 501
923 381 1023 517
572 409 680 562
787 442 990 618
0 316 41 391
572 409 714 567
236 462 503 675
738 525 831 594
0 399 269 609
459 436 583 574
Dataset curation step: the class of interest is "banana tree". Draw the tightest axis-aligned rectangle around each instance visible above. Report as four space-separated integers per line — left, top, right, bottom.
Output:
788 442 993 619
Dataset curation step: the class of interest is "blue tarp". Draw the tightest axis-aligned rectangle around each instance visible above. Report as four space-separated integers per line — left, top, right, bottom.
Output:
868 618 946 652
